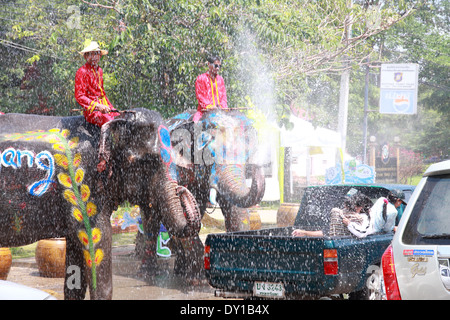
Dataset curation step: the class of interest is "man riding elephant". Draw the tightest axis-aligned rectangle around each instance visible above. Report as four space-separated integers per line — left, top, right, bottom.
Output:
167 55 265 233
75 40 120 128
193 55 228 122
74 40 120 173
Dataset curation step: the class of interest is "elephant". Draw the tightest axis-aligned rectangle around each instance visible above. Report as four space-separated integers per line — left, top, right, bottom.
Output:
167 109 266 233
0 108 201 299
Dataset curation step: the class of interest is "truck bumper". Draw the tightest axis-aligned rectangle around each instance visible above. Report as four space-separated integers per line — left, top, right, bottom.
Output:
214 289 253 299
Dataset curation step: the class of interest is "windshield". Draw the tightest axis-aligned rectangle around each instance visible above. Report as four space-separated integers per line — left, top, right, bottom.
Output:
403 174 450 244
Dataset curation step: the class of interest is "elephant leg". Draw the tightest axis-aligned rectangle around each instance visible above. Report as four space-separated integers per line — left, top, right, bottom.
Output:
90 222 113 300
217 194 250 232
138 210 162 278
64 235 87 300
172 235 205 282
84 217 113 300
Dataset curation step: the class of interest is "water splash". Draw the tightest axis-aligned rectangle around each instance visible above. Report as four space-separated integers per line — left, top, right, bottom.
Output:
234 28 277 123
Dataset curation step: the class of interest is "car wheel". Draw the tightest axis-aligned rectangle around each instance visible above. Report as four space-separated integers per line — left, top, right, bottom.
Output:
349 265 384 300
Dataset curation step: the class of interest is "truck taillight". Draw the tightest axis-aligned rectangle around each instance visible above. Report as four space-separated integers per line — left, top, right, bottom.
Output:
204 245 211 270
323 249 338 275
381 245 401 300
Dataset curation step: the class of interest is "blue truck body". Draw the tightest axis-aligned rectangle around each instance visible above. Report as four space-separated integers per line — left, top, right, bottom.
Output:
205 184 415 299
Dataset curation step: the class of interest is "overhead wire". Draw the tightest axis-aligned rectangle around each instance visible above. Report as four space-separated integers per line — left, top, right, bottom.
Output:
0 39 69 60
0 1 97 62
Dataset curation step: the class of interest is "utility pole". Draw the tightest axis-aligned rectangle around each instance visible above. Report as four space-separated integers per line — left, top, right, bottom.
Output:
363 60 369 164
338 0 352 154
338 69 350 153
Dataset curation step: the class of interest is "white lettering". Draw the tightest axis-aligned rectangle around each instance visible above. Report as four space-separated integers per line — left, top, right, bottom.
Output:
180 304 214 317
0 148 55 196
224 304 269 315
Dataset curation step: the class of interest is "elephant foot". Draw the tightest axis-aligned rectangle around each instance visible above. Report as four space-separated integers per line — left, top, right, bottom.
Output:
172 236 205 284
137 261 169 280
181 277 209 290
137 251 169 280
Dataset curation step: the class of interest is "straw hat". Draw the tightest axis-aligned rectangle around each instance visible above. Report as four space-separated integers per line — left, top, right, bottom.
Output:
79 41 108 56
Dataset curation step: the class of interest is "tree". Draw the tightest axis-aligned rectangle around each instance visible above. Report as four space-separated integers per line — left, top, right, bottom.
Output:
3 0 444 168
0 0 118 115
360 0 450 159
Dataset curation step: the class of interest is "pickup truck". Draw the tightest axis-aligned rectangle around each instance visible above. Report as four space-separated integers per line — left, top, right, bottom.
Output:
204 184 415 300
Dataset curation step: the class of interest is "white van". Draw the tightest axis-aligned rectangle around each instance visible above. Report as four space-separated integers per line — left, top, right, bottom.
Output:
381 160 450 299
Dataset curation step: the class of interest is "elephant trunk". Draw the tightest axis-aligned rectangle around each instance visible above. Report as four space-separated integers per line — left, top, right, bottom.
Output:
216 164 265 208
161 179 201 238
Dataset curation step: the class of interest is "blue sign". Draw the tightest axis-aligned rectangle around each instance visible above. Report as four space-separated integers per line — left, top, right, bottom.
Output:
379 89 417 114
379 64 418 115
325 160 375 185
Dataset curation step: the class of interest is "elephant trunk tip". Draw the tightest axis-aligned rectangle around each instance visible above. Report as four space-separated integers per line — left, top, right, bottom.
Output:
217 164 265 208
163 181 201 238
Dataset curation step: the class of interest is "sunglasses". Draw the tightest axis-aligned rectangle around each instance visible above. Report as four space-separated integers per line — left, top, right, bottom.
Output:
211 63 221 69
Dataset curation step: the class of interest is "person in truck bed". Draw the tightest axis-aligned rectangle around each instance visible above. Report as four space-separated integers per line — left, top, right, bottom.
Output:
345 190 406 238
292 193 371 237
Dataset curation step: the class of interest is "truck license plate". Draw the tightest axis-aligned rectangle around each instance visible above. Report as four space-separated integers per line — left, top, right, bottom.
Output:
253 281 285 298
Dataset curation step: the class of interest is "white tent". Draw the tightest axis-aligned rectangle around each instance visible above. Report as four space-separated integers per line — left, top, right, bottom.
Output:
254 115 343 202
279 116 341 149
278 116 343 199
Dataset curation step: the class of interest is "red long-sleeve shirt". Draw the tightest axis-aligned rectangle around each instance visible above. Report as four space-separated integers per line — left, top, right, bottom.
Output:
75 63 119 127
195 72 228 111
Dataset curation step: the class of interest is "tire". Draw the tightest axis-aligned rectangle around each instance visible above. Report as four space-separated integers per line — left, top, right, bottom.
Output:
349 265 384 300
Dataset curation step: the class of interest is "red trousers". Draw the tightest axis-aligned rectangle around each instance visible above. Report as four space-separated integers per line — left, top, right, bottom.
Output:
84 110 120 127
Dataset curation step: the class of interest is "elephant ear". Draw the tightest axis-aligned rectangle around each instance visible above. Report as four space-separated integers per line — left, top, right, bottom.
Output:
98 117 128 163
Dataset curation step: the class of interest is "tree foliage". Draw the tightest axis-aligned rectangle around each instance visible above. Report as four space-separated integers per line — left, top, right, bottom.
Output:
0 0 447 159
358 0 450 159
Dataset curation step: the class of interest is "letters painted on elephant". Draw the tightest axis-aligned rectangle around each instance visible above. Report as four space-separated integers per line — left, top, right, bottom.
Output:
0 108 204 299
1 129 103 289
0 147 55 196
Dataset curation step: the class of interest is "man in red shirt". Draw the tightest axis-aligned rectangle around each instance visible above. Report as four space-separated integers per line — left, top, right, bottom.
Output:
75 41 120 173
193 56 228 122
75 41 120 127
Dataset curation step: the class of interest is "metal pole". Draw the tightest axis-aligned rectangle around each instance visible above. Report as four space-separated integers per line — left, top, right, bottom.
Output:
363 61 369 164
338 0 353 154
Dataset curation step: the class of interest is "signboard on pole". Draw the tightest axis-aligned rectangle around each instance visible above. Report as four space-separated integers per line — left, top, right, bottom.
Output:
379 64 418 114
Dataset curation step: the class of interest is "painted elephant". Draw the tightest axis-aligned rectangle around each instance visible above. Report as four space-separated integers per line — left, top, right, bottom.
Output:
0 108 201 299
167 109 266 232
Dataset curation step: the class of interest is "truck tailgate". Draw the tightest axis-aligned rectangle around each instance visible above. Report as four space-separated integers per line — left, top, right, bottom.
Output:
205 228 337 295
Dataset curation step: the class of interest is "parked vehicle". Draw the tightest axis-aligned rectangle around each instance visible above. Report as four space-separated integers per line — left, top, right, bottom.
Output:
205 184 414 300
382 160 450 299
440 266 450 290
0 280 57 300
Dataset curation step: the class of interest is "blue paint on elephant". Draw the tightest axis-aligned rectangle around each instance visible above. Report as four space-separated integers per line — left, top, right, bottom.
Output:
209 163 219 187
159 127 172 148
172 112 192 120
169 162 178 181
28 151 56 197
160 148 171 164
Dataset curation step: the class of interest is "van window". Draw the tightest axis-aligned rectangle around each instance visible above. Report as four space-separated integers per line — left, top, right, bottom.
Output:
402 174 450 244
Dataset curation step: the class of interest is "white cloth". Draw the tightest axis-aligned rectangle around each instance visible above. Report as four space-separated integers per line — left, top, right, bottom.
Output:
347 197 398 238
